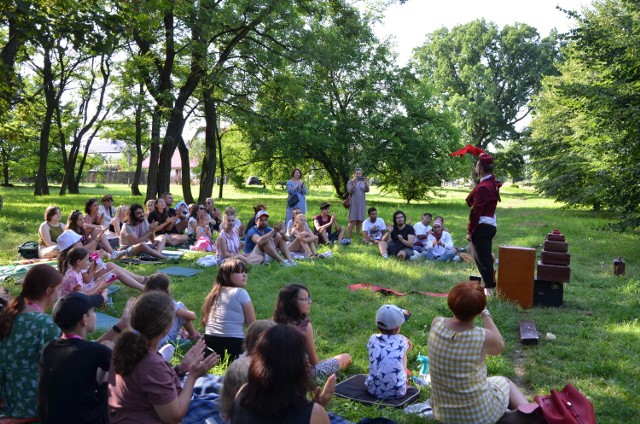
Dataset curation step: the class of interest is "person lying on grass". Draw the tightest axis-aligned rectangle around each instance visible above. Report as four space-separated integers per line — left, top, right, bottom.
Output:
273 284 351 380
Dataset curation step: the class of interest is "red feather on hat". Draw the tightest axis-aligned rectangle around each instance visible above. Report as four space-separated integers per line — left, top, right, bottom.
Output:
450 144 486 157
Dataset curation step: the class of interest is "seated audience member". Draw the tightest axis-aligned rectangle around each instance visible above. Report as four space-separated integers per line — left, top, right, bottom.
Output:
144 199 155 219
119 203 168 260
378 210 415 260
244 211 296 266
148 198 188 246
218 320 276 422
108 292 220 423
245 204 266 235
202 259 256 359
231 324 334 424
422 217 456 262
99 194 117 222
429 282 528 423
38 293 133 424
68 210 122 259
290 214 319 257
217 214 263 265
162 192 189 234
186 203 203 244
38 205 65 259
224 206 245 238
205 197 223 233
107 204 129 247
192 212 215 252
174 200 190 234
144 273 199 346
273 284 351 379
412 212 433 252
85 198 119 249
363 207 386 245
366 305 412 399
57 234 146 292
286 206 303 240
313 202 346 245
0 265 62 419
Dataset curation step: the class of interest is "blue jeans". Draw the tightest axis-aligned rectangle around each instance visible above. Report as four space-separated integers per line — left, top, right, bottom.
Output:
422 250 456 262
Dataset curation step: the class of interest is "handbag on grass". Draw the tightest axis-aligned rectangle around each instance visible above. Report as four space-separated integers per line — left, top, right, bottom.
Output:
342 196 351 209
534 384 596 424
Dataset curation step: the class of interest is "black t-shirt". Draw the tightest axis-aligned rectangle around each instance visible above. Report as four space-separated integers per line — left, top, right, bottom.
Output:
39 338 112 424
166 207 182 234
148 211 171 234
390 224 415 242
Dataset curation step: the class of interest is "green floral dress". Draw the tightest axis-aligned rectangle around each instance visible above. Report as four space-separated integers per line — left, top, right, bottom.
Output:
0 312 60 418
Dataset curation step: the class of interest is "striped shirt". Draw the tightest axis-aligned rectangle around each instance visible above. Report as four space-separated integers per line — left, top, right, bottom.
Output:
217 229 240 260
428 317 509 424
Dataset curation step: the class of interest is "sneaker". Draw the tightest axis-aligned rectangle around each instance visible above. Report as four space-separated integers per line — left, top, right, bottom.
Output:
281 260 294 267
382 254 389 259
341 238 351 245
452 255 461 262
158 344 175 362
319 251 333 259
409 251 421 261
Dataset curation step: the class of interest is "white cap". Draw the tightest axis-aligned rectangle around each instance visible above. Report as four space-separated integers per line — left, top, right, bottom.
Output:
57 230 83 252
375 304 409 330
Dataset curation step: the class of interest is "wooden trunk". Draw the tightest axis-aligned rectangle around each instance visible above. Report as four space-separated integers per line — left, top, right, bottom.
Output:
497 246 536 308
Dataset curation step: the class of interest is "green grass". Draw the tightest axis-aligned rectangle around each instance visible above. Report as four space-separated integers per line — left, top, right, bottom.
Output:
0 183 638 423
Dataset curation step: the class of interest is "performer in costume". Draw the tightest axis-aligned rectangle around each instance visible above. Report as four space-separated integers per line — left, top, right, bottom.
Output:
466 154 501 296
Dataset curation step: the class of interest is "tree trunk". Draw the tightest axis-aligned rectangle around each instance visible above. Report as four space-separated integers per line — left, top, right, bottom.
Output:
0 10 25 121
131 82 145 196
35 44 55 196
200 85 217 202
217 129 224 199
1 145 10 186
177 136 194 204
145 106 162 202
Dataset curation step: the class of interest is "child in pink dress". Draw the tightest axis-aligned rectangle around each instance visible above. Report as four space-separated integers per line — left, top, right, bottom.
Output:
59 246 115 301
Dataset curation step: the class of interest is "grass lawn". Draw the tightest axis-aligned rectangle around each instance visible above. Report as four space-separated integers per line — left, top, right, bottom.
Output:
0 183 638 423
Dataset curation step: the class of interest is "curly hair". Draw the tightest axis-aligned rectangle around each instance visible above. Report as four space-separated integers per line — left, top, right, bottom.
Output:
201 259 248 326
0 264 62 340
273 284 309 325
112 292 174 376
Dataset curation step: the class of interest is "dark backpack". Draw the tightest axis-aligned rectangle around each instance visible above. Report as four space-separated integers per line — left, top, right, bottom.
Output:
18 241 39 259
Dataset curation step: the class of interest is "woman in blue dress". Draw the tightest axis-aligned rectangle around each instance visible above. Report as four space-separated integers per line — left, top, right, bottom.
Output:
285 168 308 225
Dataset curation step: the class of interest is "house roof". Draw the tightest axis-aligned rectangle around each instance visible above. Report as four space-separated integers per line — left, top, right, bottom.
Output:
142 150 199 169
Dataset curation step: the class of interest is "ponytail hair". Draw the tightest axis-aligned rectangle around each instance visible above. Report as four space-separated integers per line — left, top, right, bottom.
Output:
0 264 62 340
113 292 174 376
58 246 88 275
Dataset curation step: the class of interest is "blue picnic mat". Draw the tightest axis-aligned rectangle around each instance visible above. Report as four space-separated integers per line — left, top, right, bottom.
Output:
157 266 203 277
95 312 120 331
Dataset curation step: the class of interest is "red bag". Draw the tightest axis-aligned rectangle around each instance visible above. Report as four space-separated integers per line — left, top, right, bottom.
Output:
534 384 596 424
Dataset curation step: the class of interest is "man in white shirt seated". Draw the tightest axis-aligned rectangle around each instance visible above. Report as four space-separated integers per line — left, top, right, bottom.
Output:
412 212 432 252
363 207 386 244
422 217 456 262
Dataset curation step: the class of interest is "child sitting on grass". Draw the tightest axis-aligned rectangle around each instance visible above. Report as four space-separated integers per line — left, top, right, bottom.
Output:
143 272 200 349
59 246 115 302
365 304 412 399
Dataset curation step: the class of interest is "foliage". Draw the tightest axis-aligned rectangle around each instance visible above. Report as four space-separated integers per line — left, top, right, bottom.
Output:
530 0 640 229
413 20 559 151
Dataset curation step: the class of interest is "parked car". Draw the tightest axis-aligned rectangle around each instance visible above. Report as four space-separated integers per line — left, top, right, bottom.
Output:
246 176 263 185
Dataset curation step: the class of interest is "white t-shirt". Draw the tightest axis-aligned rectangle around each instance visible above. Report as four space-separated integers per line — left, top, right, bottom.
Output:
425 231 455 256
413 222 432 245
205 287 251 339
363 217 386 241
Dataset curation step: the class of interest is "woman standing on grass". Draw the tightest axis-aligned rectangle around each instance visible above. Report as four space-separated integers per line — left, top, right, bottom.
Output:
285 168 308 225
0 264 62 419
466 154 501 296
38 205 65 259
428 281 528 424
202 259 256 360
346 167 369 242
273 284 351 379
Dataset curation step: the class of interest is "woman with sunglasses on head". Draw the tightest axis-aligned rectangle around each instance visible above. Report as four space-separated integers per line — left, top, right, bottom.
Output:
273 284 351 380
67 210 124 260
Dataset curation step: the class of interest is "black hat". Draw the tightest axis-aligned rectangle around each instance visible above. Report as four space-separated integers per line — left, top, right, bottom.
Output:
52 292 104 329
320 202 331 210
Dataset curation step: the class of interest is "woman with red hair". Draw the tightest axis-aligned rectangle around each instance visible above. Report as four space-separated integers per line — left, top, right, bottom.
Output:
428 281 528 424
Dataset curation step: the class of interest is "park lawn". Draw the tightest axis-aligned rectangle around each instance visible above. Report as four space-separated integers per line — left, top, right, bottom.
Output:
0 183 638 423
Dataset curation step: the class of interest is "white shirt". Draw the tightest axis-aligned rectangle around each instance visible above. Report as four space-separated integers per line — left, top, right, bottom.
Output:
425 231 455 256
363 217 386 241
413 222 432 244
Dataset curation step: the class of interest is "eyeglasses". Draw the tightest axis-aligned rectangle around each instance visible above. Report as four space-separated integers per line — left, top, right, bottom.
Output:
198 207 205 210
105 199 113 202
206 201 211 204
298 297 312 304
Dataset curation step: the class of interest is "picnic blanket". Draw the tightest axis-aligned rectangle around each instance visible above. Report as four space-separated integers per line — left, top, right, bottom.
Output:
161 250 186 259
349 283 448 298
157 266 203 277
95 312 120 331
334 374 420 408
0 262 56 283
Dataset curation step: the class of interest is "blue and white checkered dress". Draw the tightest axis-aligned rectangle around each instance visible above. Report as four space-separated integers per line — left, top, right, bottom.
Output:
428 317 509 424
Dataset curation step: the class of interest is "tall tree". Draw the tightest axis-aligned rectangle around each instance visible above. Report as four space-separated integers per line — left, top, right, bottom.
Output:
530 0 640 228
413 20 559 151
